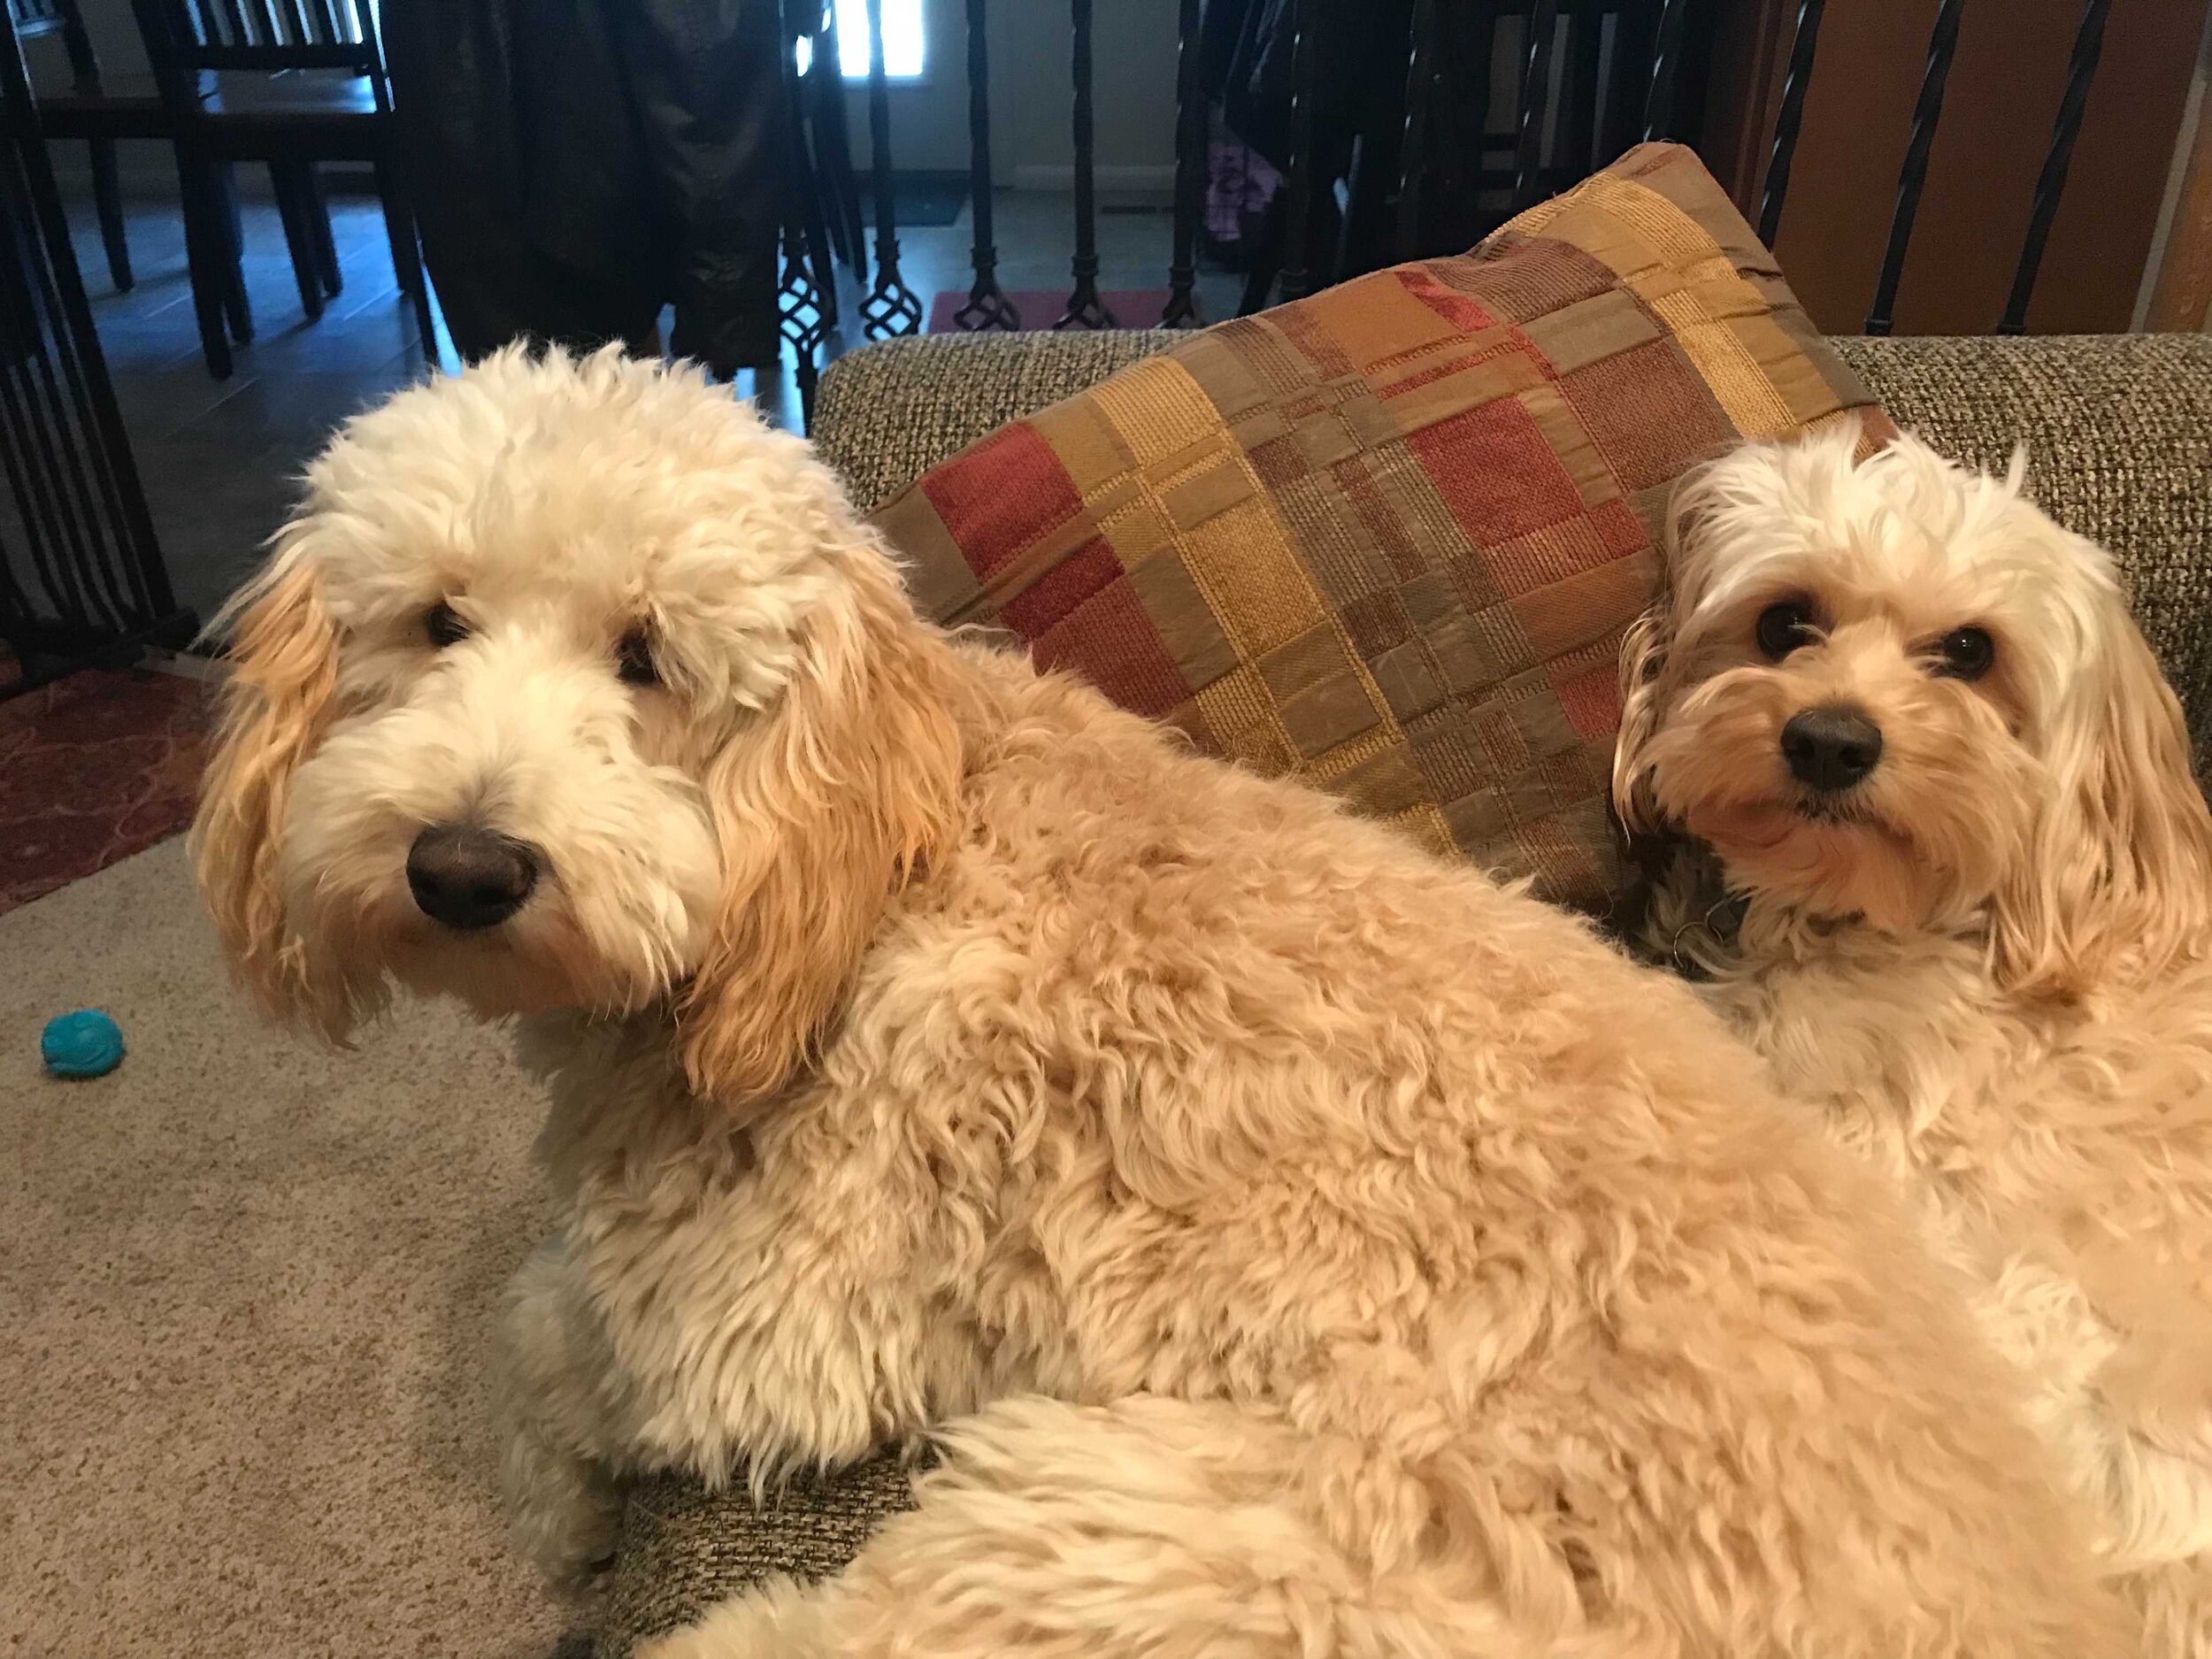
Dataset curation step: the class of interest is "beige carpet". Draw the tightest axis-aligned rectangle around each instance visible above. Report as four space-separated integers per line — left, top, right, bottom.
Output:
0 837 577 1657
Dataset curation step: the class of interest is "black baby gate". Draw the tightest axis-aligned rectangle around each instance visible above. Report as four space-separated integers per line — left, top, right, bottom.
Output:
0 16 192 696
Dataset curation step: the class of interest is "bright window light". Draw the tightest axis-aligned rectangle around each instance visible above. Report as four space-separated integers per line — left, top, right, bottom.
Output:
798 0 923 78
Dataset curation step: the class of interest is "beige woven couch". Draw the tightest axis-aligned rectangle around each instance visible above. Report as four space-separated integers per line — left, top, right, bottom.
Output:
594 328 2212 1656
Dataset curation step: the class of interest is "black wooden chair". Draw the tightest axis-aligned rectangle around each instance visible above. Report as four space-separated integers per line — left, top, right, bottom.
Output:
8 0 141 291
128 0 434 379
16 0 347 350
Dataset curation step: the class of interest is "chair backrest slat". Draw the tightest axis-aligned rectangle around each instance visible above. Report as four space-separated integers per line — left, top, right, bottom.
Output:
10 0 67 32
134 0 375 79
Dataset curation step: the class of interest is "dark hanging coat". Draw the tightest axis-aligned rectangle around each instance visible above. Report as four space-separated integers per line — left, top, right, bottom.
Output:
380 0 787 376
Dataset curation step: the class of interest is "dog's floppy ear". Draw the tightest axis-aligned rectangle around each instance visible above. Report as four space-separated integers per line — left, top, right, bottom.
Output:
1613 458 1718 836
190 540 347 1030
1612 604 1673 836
1993 604 2212 997
678 557 964 1106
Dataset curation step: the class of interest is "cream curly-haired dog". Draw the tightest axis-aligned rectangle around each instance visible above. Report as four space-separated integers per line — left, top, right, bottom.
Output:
193 348 2124 1659
1615 427 2212 1654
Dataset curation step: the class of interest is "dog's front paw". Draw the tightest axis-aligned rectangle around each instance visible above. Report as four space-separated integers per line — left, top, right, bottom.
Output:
503 1428 623 1591
518 1495 621 1594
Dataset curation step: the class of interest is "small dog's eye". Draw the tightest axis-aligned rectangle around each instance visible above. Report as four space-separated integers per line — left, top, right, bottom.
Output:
425 602 468 649
1755 600 1816 661
616 627 659 687
1932 626 1994 681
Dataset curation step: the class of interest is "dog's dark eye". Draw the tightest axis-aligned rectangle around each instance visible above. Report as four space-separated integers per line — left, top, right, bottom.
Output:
1755 600 1817 661
1932 626 1994 681
616 627 659 687
425 602 468 649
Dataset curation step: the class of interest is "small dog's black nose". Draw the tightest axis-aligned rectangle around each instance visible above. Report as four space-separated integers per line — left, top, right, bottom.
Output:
405 825 540 930
1780 705 1884 793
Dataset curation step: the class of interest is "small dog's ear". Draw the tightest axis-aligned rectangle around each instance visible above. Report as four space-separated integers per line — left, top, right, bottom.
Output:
1993 608 2212 997
1613 458 1716 835
678 558 964 1106
1611 604 1672 835
190 542 345 1030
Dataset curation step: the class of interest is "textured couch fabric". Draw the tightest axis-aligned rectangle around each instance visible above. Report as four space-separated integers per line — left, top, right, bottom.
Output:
594 1459 918 1658
595 327 2212 1655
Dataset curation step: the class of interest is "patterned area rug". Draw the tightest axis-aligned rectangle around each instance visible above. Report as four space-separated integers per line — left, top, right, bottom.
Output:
0 663 208 918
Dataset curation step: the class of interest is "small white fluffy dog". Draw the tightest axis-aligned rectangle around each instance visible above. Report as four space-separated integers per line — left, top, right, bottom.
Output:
194 349 2127 1659
1615 427 2212 1653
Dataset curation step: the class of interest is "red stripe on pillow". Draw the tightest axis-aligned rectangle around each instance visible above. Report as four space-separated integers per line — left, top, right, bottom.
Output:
919 422 1085 580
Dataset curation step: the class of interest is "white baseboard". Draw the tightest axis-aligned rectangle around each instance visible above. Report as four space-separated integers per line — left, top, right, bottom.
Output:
1010 163 1175 202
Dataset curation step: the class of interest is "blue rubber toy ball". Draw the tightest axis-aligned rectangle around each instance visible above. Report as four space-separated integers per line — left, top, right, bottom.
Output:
43 1009 124 1079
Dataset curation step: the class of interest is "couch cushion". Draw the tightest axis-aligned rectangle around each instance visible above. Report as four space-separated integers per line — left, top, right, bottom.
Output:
595 1461 915 1658
815 332 1178 512
862 143 1882 915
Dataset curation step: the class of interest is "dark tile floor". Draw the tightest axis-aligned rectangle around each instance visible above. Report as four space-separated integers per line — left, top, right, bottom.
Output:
63 180 1243 630
66 189 442 632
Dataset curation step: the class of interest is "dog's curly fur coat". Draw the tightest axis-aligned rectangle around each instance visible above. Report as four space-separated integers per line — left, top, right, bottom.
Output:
194 349 2126 1659
1616 429 2212 1655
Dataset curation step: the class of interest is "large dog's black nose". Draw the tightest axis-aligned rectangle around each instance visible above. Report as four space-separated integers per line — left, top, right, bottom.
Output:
406 825 540 930
1780 705 1884 793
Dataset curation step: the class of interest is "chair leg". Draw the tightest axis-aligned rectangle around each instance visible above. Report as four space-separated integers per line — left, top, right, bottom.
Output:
174 158 234 379
373 161 440 364
87 139 133 293
211 163 254 345
302 165 342 298
271 162 326 323
372 159 419 298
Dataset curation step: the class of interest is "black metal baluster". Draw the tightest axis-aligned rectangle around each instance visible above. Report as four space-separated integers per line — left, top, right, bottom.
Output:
1162 0 1206 325
778 209 828 427
811 3 868 276
1641 0 1688 142
1999 0 2108 334
777 8 830 422
785 1 841 332
1556 11 1601 184
1058 0 1118 326
1755 0 1827 244
1865 0 1965 336
1395 0 1439 259
955 0 1020 329
1457 4 1498 225
1511 0 1561 211
859 0 922 338
1276 0 1321 301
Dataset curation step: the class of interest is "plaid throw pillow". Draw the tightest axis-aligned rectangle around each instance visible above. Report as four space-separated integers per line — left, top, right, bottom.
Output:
874 143 1887 911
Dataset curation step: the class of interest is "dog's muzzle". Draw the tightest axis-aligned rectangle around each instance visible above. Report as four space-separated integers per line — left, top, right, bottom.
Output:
406 824 541 930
